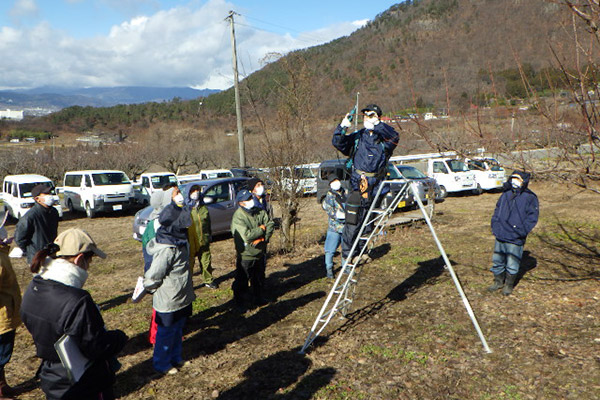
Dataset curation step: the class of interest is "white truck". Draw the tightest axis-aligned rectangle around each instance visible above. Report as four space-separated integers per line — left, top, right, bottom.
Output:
465 157 506 193
1 174 63 220
62 170 135 218
390 152 478 197
133 172 179 205
177 169 233 184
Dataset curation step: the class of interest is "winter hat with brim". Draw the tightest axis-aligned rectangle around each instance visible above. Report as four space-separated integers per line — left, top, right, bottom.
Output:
236 189 253 203
55 228 106 259
361 104 382 117
31 184 52 198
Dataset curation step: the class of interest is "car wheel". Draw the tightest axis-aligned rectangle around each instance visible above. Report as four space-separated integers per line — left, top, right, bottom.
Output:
439 185 447 198
320 197 327 211
67 199 74 213
472 183 483 195
85 202 95 218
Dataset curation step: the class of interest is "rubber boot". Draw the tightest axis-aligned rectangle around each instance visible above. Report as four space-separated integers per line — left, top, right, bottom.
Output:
487 272 505 292
0 370 16 400
503 273 517 296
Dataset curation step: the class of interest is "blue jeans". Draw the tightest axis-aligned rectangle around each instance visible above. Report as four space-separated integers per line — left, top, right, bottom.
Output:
153 316 186 372
491 240 524 275
0 330 15 373
324 230 342 277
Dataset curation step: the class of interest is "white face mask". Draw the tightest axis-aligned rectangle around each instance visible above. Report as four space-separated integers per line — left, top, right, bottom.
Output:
330 181 341 191
241 200 254 209
190 192 199 201
254 186 265 196
174 193 185 206
511 180 522 189
42 195 55 207
364 120 375 130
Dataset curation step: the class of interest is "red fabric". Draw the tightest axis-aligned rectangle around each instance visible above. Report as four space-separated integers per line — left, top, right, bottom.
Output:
148 308 157 344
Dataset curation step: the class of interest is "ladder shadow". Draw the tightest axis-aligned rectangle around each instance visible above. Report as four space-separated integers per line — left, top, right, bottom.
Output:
216 345 336 400
335 256 448 333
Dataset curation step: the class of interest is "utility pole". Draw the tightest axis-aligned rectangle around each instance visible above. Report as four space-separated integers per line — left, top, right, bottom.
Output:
226 10 246 167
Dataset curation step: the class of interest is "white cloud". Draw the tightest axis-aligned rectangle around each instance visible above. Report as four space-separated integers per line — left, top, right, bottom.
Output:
9 0 39 19
0 0 365 90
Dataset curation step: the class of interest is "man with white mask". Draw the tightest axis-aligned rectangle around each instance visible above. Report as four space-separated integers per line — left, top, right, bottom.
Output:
186 185 215 289
322 173 347 279
230 189 274 309
332 104 399 265
14 184 60 264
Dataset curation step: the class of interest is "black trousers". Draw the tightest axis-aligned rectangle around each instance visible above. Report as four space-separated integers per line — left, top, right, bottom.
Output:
341 197 375 260
232 256 265 303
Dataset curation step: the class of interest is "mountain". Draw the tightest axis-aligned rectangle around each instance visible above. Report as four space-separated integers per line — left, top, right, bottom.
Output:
0 86 219 114
205 0 574 115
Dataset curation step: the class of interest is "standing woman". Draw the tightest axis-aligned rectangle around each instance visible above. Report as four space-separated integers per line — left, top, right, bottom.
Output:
0 227 21 400
20 228 128 400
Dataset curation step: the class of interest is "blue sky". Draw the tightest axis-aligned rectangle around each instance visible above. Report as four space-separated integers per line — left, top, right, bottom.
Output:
0 0 400 90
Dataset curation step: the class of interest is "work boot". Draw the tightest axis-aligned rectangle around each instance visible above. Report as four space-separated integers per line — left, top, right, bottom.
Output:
503 273 517 296
487 272 506 292
0 370 16 399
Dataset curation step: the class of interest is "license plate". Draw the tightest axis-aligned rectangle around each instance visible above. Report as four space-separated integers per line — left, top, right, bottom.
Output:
496 180 502 186
397 201 406 208
113 204 123 211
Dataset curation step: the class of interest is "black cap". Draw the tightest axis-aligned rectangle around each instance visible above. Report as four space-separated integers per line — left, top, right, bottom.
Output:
31 184 51 198
236 189 253 203
246 177 263 192
328 172 340 183
361 104 382 117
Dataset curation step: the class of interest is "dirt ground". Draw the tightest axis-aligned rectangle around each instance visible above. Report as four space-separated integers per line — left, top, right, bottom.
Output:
4 181 599 400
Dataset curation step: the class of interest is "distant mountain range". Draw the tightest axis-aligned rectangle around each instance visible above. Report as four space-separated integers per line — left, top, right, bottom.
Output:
0 86 219 114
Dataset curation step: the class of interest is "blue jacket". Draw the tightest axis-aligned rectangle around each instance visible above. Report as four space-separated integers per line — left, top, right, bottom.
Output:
491 171 539 246
332 122 398 174
155 201 192 247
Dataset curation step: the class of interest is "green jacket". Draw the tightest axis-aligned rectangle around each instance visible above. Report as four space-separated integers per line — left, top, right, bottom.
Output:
231 207 274 260
188 205 211 254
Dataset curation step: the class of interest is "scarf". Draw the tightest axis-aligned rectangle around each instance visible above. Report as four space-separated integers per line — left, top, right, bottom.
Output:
39 258 88 289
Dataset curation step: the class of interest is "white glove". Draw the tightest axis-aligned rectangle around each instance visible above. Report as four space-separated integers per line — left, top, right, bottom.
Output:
340 113 352 129
335 210 345 220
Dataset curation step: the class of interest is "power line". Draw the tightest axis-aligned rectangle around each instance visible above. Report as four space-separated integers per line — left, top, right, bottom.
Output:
234 15 332 46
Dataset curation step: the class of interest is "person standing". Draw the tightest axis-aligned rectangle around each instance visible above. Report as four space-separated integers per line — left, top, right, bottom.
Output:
187 185 216 289
230 189 274 308
488 171 539 296
144 186 195 375
332 104 398 264
247 178 270 214
0 228 21 400
322 174 346 279
14 184 59 264
20 229 128 400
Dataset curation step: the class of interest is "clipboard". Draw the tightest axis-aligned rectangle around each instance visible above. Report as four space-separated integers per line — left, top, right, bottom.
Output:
131 276 146 303
54 334 92 383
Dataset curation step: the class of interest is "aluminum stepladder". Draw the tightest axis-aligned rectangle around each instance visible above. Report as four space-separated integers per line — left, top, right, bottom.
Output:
299 181 492 354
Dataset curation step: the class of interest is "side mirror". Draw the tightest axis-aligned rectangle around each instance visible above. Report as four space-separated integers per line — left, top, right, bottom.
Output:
203 196 214 204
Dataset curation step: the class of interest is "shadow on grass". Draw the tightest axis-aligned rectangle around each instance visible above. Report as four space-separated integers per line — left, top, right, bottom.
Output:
515 250 537 287
217 346 336 400
335 256 447 333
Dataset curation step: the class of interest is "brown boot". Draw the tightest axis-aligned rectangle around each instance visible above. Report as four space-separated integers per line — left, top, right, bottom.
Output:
0 370 16 399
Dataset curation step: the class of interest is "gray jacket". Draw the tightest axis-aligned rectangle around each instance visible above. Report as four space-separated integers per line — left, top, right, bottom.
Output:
143 239 195 313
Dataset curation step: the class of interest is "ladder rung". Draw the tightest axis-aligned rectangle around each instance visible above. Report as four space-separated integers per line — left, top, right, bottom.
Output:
359 236 371 241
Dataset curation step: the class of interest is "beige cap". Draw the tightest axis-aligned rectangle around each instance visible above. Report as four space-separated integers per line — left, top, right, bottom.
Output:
54 228 107 259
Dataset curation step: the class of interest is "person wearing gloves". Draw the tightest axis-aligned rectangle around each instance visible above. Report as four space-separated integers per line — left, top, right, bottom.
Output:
14 184 60 264
488 171 539 296
144 186 195 375
322 174 347 279
20 228 128 400
0 228 21 400
186 185 215 289
230 189 274 309
332 104 399 265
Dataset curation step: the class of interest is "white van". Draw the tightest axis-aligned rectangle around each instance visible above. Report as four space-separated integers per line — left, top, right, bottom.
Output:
280 163 319 195
178 169 233 184
465 157 506 192
62 170 135 218
133 172 178 205
0 174 63 220
391 153 478 197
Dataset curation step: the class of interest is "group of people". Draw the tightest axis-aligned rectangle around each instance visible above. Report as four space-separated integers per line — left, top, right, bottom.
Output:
0 104 539 399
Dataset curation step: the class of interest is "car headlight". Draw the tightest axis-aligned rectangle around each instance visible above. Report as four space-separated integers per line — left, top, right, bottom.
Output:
93 194 105 200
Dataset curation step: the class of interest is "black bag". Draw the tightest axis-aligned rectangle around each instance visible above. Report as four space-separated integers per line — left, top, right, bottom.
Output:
345 191 362 225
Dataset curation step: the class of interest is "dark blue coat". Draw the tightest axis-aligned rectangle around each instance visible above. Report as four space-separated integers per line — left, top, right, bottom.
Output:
156 201 192 247
332 122 398 174
491 171 539 246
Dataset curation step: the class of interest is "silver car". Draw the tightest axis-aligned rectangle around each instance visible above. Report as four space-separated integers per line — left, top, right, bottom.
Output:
132 177 250 241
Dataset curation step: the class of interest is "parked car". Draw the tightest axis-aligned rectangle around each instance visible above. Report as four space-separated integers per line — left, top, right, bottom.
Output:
178 169 234 184
133 172 179 206
62 170 135 218
392 165 446 203
465 157 506 193
1 174 63 220
132 177 250 241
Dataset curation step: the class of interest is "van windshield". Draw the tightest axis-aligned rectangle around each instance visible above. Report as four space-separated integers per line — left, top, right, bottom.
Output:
92 172 130 186
151 175 178 189
397 166 427 179
294 168 316 179
19 182 55 198
447 160 469 172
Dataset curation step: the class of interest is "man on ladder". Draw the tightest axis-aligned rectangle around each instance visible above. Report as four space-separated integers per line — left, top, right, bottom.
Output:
332 104 399 265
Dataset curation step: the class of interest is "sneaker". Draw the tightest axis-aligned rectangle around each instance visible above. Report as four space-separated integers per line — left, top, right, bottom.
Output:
204 283 217 289
167 367 178 375
173 360 191 369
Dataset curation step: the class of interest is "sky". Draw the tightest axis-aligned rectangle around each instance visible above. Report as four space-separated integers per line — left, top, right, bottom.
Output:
0 0 400 90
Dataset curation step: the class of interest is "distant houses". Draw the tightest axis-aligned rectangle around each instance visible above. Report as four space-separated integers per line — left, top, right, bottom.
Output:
0 109 24 121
